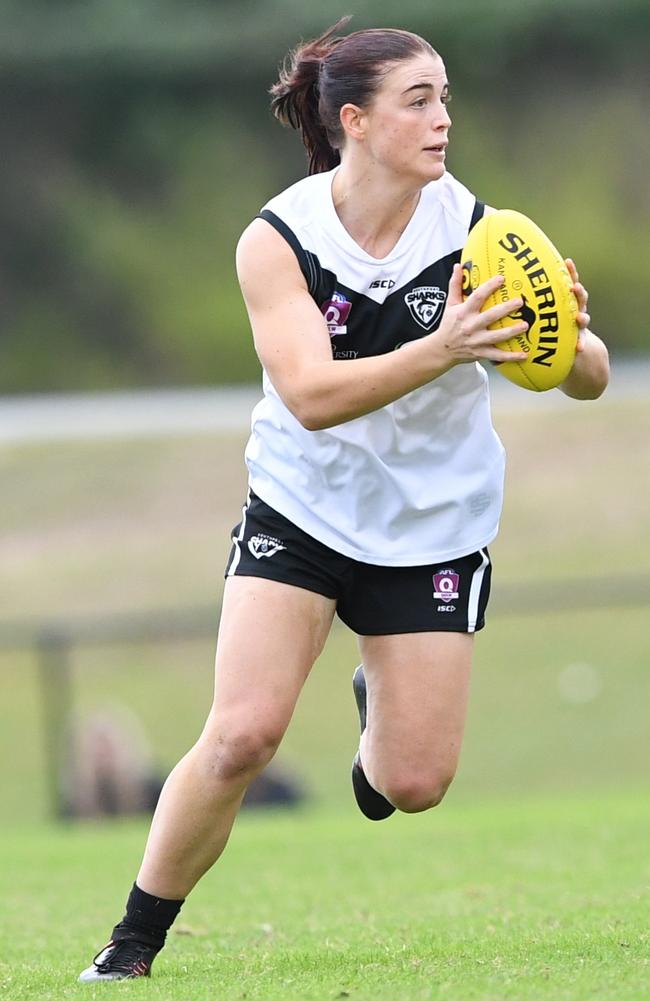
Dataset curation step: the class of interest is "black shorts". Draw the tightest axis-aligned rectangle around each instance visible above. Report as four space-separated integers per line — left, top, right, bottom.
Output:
225 491 492 636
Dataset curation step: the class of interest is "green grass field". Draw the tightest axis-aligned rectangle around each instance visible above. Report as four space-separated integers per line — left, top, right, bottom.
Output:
1 797 648 1000
0 394 649 998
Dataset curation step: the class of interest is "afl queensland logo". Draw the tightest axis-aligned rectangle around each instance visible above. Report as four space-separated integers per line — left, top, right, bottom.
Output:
404 286 447 331
321 291 352 337
433 569 460 602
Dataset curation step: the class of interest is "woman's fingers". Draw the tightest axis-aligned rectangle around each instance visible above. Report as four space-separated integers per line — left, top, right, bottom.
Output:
465 273 505 308
573 279 588 305
468 293 529 347
440 272 529 361
479 296 526 330
566 260 590 321
566 258 579 283
446 262 465 305
488 350 528 363
465 277 527 330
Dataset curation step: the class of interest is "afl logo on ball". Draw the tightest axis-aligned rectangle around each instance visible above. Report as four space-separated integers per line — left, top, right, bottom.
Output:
433 569 460 602
404 286 447 331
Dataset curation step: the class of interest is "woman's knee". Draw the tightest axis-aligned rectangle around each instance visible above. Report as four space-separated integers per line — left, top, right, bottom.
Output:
380 769 455 814
198 720 284 786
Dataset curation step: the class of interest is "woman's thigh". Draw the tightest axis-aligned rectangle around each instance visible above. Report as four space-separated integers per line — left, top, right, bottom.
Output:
358 631 474 779
205 575 336 740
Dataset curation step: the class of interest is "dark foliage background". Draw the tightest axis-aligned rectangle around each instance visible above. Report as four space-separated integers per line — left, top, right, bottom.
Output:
1 0 647 392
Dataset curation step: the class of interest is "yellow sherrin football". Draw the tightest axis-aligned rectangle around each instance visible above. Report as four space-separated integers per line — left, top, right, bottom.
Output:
461 209 579 391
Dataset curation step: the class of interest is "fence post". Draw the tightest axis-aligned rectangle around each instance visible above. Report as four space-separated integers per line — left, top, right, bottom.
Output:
37 630 73 820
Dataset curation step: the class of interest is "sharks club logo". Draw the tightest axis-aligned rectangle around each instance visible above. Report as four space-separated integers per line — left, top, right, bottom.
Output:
404 286 447 331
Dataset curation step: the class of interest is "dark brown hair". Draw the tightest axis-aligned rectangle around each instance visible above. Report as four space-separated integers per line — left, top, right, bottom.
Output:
270 18 436 174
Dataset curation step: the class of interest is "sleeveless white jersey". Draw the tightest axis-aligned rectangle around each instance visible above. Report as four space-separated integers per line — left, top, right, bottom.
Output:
244 168 506 566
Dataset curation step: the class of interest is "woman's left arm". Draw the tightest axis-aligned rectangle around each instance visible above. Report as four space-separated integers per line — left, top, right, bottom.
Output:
559 259 610 400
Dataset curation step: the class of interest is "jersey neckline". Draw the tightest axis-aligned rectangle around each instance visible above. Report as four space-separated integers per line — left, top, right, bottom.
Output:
323 167 442 266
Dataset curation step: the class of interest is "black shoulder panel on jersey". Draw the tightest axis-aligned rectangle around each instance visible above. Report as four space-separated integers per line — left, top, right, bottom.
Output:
257 209 321 295
469 199 486 231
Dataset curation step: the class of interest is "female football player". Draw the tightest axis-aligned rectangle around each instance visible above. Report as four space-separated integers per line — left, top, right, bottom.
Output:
80 19 608 981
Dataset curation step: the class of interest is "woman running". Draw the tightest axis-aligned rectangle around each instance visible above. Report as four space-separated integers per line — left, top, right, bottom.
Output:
79 19 609 982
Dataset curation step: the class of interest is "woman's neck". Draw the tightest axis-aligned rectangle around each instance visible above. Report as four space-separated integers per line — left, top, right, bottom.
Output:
331 162 423 259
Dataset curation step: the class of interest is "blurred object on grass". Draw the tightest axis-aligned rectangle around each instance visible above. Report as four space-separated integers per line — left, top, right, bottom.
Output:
59 703 164 819
57 701 304 820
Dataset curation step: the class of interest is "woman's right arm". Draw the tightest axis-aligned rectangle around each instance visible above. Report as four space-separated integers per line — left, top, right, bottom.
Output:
236 218 527 431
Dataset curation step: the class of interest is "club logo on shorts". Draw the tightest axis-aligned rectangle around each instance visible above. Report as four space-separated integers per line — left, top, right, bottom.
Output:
433 569 460 603
321 292 352 336
404 286 447 331
248 533 286 560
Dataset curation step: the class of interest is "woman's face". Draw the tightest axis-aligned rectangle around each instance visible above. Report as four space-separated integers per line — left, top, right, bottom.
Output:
350 52 452 183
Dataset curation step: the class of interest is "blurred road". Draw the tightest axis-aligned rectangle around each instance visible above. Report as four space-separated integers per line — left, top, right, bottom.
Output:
0 358 646 444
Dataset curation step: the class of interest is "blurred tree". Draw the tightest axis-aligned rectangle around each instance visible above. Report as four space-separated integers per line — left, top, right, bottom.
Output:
0 0 647 391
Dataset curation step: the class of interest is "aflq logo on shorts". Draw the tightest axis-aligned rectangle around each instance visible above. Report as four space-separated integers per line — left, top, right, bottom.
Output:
433 569 460 602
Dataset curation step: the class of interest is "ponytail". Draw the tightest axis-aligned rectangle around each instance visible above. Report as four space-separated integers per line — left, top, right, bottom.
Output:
270 18 350 175
270 19 435 175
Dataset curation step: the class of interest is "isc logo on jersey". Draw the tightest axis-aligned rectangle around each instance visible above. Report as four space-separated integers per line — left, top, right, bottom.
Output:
404 287 447 331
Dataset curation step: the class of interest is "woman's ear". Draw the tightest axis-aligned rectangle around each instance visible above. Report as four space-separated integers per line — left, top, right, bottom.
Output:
339 103 367 142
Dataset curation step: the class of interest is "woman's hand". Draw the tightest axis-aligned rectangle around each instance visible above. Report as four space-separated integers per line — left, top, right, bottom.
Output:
559 259 610 400
567 257 591 353
434 263 529 365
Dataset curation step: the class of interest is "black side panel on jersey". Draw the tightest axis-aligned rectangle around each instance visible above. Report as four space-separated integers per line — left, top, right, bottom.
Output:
469 199 486 231
257 209 321 295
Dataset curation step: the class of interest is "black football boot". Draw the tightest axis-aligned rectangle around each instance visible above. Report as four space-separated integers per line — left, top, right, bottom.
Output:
351 664 396 820
78 938 160 982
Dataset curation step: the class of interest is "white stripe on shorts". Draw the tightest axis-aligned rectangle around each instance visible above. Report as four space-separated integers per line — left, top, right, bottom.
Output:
226 488 252 577
466 547 490 632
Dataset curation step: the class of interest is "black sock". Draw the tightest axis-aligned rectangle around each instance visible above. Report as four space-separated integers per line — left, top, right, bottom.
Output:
111 883 185 950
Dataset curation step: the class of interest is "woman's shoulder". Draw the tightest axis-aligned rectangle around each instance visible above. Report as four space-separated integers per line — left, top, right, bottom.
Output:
237 173 333 291
418 174 478 238
424 171 477 223
262 169 334 225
